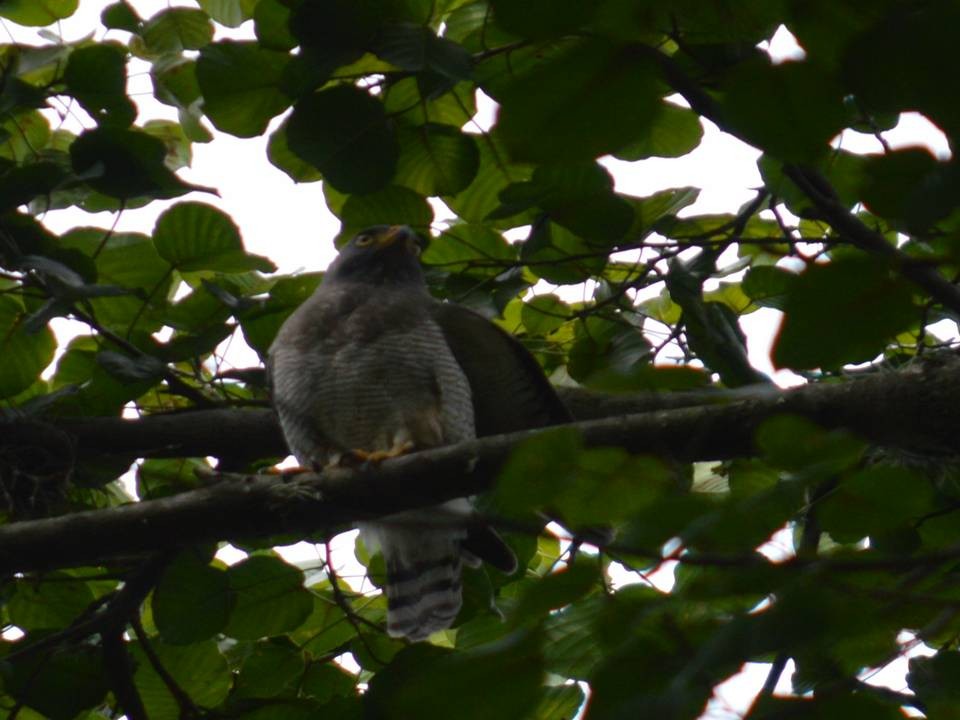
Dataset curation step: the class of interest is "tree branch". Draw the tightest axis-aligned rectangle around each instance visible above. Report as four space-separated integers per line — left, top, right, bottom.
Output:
638 43 960 316
0 359 958 574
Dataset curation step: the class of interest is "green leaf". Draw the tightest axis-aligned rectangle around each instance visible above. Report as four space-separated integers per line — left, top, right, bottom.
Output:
142 7 214 56
497 428 674 527
818 465 935 543
288 588 358 656
197 41 292 137
224 555 314 640
0 0 77 25
394 123 479 196
566 314 652 386
7 572 95 630
629 186 701 237
490 39 661 163
496 161 633 245
843 3 960 134
756 415 865 477
153 551 231 644
63 43 136 127
490 0 599 40
234 639 307 698
750 694 907 719
301 662 357 702
254 0 297 51
289 0 381 59
614 102 704 160
6 646 107 720
533 685 586 720
908 651 960 711
0 112 51 163
339 185 433 240
520 221 607 285
372 24 472 80
383 77 477 128
153 201 276 273
137 458 205 499
446 135 534 226
287 85 398 194
772 257 917 370
267 120 323 182
198 0 256 28
511 560 601 625
237 698 361 720
101 1 141 32
239 272 323 356
520 294 569 335
860 148 960 232
132 639 231 720
365 632 545 720
60 228 173 334
720 57 847 161
70 126 206 200
0 295 56 399
541 594 608 680
742 266 796 310
421 223 516 274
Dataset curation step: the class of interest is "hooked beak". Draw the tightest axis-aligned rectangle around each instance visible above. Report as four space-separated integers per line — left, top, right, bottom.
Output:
378 225 422 256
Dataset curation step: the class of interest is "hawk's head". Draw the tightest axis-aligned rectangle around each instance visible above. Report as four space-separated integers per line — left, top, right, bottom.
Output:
326 225 426 286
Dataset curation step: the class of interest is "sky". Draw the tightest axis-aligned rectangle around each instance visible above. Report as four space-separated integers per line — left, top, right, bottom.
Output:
3 3 949 716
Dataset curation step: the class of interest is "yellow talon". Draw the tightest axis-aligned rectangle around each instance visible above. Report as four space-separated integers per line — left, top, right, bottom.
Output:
349 440 415 464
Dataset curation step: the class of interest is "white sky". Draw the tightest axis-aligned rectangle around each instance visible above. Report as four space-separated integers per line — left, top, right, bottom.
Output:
4 4 949 716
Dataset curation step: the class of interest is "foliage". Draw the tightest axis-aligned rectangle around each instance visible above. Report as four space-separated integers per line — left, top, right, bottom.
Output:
0 0 958 718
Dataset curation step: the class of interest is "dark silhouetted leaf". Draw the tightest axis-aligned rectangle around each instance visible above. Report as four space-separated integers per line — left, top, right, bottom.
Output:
772 257 917 370
491 39 661 163
63 43 136 127
153 551 232 644
197 41 292 137
287 85 398 194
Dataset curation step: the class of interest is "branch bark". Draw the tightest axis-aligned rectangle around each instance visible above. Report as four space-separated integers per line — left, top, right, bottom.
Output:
2 359 958 575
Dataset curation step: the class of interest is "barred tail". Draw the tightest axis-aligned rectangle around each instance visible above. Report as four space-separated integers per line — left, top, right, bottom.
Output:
360 504 467 642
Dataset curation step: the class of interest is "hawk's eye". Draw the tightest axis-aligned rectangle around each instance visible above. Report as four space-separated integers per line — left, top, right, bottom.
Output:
354 234 374 247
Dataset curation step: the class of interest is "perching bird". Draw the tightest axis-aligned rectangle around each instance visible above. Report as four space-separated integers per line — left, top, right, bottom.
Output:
268 225 570 641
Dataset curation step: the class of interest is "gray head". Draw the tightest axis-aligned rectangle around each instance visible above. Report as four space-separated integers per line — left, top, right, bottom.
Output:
325 225 427 286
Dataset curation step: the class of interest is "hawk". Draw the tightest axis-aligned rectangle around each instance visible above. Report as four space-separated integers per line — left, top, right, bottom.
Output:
268 225 569 641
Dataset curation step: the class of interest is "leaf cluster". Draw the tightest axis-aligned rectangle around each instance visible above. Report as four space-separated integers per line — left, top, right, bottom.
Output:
1 0 960 718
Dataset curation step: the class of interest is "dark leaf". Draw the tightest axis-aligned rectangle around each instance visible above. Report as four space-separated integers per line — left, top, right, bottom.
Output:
772 257 917 370
287 85 398 194
365 631 545 720
153 551 232 644
63 43 136 127
197 41 292 137
490 0 600 40
491 39 662 163
719 57 847 161
70 126 213 199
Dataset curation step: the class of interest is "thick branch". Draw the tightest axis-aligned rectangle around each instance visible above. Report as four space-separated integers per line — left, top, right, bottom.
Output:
47 359 960 464
782 164 960 315
2 360 958 574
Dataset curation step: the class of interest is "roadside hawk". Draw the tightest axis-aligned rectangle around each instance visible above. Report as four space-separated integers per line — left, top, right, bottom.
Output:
268 225 570 641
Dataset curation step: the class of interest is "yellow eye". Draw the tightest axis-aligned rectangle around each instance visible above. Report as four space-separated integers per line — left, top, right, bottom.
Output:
354 234 374 247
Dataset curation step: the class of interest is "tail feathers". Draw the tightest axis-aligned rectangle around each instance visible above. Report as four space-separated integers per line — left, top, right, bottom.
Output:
383 542 463 641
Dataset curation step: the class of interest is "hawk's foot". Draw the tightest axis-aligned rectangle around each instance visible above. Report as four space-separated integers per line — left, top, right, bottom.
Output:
347 440 415 465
